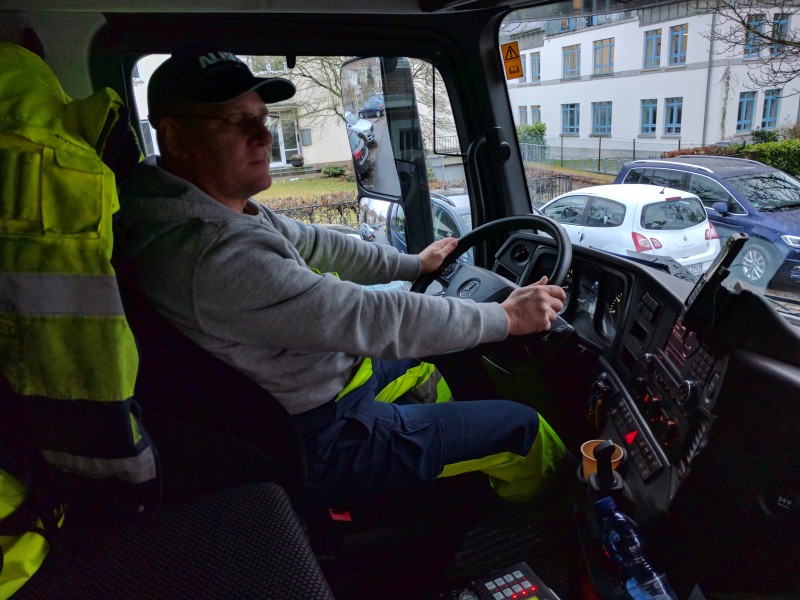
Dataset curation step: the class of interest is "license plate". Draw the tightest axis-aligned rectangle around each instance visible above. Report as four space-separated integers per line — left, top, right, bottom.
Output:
687 263 703 275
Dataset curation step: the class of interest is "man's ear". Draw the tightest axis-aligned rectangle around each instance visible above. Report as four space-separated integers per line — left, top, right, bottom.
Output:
160 117 191 160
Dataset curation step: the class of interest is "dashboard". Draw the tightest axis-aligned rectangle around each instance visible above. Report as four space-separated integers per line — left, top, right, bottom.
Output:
491 232 726 518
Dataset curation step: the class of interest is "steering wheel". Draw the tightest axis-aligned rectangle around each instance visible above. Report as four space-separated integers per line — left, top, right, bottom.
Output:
411 214 572 300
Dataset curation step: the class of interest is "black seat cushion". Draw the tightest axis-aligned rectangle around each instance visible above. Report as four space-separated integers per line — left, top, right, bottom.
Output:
15 483 335 600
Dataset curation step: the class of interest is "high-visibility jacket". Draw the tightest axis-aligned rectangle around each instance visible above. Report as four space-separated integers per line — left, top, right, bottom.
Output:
0 42 157 597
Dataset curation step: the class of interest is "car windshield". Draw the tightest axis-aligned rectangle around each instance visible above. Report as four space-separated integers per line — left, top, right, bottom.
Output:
640 198 707 230
345 112 358 126
724 171 800 210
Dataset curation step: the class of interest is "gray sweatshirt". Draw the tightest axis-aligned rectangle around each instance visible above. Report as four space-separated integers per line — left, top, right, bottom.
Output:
118 157 509 414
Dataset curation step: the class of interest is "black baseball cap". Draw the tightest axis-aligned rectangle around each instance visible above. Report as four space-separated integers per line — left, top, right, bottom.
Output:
148 46 296 125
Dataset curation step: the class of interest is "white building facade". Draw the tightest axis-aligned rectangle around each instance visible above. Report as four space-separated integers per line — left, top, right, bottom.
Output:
502 2 799 162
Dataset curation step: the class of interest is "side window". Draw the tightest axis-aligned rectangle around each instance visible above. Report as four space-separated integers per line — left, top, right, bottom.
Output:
622 169 643 184
688 174 733 207
649 169 688 190
431 203 460 240
542 195 589 224
586 197 625 227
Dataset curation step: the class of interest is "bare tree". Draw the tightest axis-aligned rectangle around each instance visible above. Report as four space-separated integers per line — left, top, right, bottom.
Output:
704 0 800 95
409 59 457 151
249 55 353 127
248 55 456 148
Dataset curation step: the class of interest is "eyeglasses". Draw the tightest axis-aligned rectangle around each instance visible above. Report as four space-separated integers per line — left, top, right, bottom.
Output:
172 112 280 133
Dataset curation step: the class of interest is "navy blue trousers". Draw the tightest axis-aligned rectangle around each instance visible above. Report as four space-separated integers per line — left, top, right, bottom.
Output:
293 359 560 502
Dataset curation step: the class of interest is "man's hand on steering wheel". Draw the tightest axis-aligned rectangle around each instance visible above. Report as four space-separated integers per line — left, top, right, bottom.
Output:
419 237 458 275
500 276 566 336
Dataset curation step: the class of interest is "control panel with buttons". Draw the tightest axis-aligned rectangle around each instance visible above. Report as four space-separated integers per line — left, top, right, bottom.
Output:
473 561 560 600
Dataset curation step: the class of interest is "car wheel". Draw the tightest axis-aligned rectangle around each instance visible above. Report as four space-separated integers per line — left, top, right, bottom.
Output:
740 240 772 286
358 111 365 119
376 109 383 117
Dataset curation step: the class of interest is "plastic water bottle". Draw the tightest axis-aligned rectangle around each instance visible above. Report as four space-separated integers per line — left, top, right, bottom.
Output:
594 496 679 600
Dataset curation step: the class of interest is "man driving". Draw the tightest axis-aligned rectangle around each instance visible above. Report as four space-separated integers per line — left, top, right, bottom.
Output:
118 46 568 503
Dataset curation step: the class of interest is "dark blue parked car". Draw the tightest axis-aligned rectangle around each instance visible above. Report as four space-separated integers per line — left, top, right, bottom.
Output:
357 96 384 119
385 191 473 264
615 156 800 287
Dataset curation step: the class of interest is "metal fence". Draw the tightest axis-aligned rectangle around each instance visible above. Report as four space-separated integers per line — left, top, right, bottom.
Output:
527 174 573 208
526 137 705 175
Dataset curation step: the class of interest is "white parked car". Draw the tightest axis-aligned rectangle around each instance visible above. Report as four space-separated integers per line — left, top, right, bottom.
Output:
344 111 375 143
540 184 721 277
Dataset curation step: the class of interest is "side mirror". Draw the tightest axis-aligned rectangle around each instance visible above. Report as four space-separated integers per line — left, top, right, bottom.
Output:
711 201 729 215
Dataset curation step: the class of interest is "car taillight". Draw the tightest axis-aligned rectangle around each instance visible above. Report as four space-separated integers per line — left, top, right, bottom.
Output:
705 222 719 240
632 232 653 252
354 149 363 160
650 237 663 249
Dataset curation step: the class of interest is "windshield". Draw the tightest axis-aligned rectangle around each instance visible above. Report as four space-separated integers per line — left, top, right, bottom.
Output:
502 5 800 323
724 171 800 210
345 112 358 126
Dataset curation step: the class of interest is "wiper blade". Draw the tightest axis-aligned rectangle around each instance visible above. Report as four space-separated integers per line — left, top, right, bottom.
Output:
764 292 800 318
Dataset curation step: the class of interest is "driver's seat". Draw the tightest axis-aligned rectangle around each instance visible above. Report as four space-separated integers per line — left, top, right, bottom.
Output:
117 268 494 561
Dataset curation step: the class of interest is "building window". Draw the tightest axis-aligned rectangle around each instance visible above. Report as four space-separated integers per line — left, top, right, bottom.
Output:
668 24 688 65
592 101 612 135
139 119 156 155
519 53 526 82
640 99 658 135
531 105 542 124
771 13 789 57
132 63 143 82
561 17 576 32
562 44 581 79
519 105 528 125
643 29 661 68
593 38 614 75
561 103 580 135
530 52 541 82
745 14 766 58
737 91 756 132
762 90 781 129
664 97 682 134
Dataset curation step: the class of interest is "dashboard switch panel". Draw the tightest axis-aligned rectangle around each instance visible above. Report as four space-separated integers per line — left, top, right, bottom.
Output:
608 396 664 482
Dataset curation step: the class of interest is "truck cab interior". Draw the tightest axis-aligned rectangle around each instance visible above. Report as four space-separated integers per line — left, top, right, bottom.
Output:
1 1 799 599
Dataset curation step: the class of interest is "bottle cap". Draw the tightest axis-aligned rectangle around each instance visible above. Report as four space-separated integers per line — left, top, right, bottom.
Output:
594 496 617 513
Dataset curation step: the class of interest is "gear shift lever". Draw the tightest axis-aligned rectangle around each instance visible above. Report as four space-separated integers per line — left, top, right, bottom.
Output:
594 440 617 489
587 440 630 510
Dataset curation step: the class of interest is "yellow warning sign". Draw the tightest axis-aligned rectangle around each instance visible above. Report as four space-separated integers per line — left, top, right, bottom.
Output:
501 41 523 80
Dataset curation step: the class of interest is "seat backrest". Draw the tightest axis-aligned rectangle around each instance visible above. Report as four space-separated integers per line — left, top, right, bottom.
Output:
116 271 308 500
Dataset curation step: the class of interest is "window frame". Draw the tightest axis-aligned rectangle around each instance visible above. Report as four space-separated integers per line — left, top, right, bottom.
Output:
668 23 687 66
640 98 658 135
593 37 614 75
762 89 781 130
592 101 612 136
771 13 789 57
736 91 756 132
643 29 661 69
561 103 580 135
664 97 682 135
745 13 766 58
530 51 541 82
562 44 581 79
